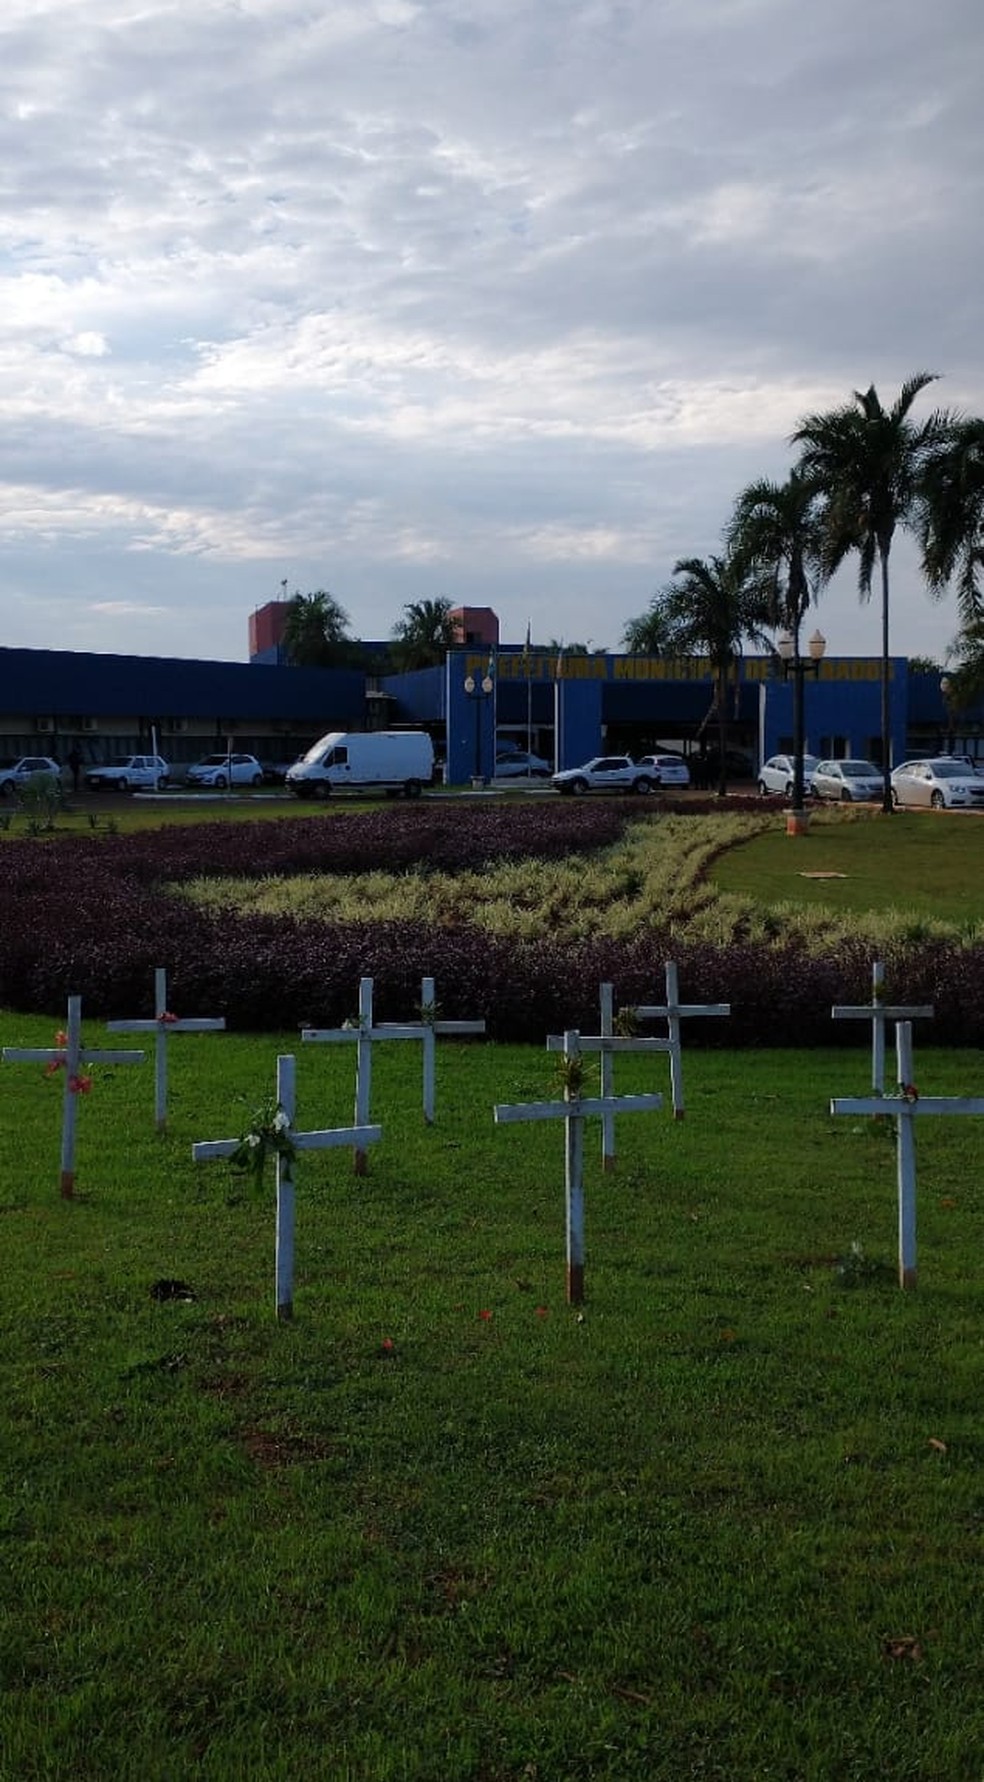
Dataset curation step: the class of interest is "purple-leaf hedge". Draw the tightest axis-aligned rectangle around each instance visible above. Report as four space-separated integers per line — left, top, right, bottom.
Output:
2 804 982 1047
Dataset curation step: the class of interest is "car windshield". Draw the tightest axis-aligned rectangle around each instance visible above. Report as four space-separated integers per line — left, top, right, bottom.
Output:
197 755 228 766
842 762 877 776
930 762 964 778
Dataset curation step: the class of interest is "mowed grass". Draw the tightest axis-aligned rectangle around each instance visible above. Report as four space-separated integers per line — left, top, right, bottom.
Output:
3 1018 984 1780
709 806 984 928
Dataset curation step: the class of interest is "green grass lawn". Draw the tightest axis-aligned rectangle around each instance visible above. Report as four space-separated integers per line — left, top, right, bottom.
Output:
709 807 984 928
3 1020 984 1780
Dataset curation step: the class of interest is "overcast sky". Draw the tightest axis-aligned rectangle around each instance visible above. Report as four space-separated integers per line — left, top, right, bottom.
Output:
1 0 980 667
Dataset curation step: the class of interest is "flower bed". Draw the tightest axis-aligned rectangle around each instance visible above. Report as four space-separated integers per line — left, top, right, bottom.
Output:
1 803 982 1046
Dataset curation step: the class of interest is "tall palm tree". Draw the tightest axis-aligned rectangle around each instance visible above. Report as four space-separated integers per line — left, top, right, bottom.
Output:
391 598 458 670
792 372 946 813
620 605 678 655
651 553 769 797
281 590 353 668
727 470 825 812
918 416 984 627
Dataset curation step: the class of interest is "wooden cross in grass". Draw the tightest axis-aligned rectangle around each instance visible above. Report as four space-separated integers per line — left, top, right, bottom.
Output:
831 960 934 1095
494 1029 663 1303
106 967 226 1130
375 976 485 1124
830 1023 984 1289
624 961 730 1117
547 983 672 1171
193 1053 381 1320
301 976 422 1174
2 995 145 1198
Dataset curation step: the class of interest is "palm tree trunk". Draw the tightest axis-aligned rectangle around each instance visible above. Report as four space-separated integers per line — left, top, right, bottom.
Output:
716 669 727 798
880 550 892 814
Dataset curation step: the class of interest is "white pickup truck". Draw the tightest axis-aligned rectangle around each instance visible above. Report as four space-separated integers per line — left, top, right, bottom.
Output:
552 755 658 796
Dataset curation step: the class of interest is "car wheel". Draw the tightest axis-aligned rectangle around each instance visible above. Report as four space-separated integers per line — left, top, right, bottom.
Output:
155 775 167 791
840 787 852 802
931 789 945 809
631 776 654 795
117 777 129 791
404 779 422 799
214 774 228 789
251 772 263 787
571 777 589 796
784 780 795 798
892 788 901 808
312 782 330 800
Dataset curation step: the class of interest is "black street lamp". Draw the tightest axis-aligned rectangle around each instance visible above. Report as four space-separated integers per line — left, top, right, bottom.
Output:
940 674 956 755
776 626 826 833
464 668 494 782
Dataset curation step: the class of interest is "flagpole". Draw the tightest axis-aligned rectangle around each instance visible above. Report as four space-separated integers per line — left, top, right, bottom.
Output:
525 620 533 771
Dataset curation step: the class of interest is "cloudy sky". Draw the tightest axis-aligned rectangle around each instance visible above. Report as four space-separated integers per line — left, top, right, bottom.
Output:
2 0 981 666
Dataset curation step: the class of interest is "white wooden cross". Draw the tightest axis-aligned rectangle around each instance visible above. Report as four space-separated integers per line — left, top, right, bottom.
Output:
2 995 145 1198
375 976 486 1124
192 1053 381 1320
626 961 731 1117
831 960 934 1095
301 976 422 1174
547 982 672 1171
494 1029 664 1303
830 1023 984 1289
106 967 226 1130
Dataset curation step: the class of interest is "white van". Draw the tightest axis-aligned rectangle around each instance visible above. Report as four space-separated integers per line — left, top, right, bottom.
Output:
285 730 434 800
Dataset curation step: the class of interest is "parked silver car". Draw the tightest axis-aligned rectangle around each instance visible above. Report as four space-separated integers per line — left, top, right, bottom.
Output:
86 754 170 792
891 758 984 810
758 753 820 797
552 755 658 796
185 752 265 789
636 753 691 787
0 755 62 797
811 759 884 803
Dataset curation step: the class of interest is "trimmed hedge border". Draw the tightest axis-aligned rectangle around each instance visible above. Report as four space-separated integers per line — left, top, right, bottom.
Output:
2 801 982 1047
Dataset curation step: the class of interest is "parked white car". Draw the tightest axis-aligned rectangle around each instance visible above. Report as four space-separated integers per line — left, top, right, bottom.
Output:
0 755 63 797
636 754 691 788
891 758 984 810
185 752 265 789
758 753 820 797
86 754 170 792
811 759 884 803
552 755 659 796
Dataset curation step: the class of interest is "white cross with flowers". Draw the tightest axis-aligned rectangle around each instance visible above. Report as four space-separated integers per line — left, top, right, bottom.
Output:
193 1053 381 1320
547 983 672 1171
106 967 226 1129
494 1030 664 1303
624 961 730 1117
830 1023 984 1289
831 960 934 1095
2 995 145 1197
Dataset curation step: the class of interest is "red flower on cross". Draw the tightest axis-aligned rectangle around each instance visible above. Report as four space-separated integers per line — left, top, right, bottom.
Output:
68 1074 93 1095
157 1010 178 1024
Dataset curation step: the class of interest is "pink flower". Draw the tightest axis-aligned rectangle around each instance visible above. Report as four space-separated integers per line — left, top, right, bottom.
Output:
381 1336 395 1352
157 1010 178 1024
535 1306 549 1319
68 1074 93 1095
54 1030 68 1047
478 1309 493 1322
44 1059 66 1078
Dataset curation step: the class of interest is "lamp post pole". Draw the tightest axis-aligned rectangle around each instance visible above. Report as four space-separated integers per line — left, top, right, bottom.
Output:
940 675 955 755
464 669 494 783
776 626 825 835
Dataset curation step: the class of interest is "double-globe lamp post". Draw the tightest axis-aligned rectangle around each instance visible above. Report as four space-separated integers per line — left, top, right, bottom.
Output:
776 627 826 834
463 668 494 783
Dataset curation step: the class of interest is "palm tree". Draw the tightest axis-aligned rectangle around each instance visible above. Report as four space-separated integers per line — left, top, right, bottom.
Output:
727 470 825 813
620 606 678 655
650 553 770 797
391 598 459 671
792 372 946 813
918 416 984 627
281 590 352 668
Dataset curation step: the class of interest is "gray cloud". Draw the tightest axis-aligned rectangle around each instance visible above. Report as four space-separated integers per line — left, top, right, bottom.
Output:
0 0 980 664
